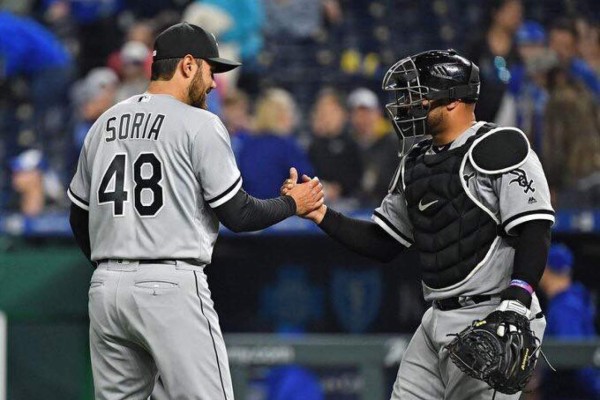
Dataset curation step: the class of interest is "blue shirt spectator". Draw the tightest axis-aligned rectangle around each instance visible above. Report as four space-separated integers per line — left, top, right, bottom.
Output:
237 88 313 199
540 244 600 399
515 21 554 153
237 134 313 199
41 0 123 25
0 11 70 77
569 58 600 100
0 10 73 181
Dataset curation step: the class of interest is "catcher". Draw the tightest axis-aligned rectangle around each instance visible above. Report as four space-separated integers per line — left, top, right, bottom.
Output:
284 50 552 399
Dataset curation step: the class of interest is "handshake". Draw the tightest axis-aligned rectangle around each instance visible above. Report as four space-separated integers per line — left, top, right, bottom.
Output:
280 167 327 224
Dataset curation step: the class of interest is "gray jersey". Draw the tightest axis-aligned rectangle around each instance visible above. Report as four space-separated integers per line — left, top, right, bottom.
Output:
373 121 555 301
68 93 242 263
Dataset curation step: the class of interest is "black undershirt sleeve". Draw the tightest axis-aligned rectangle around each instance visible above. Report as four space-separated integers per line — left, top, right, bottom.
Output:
214 188 296 233
69 203 92 263
501 219 552 307
318 207 404 262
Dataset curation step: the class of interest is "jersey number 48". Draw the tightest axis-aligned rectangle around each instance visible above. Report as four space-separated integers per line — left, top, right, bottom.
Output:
98 153 163 217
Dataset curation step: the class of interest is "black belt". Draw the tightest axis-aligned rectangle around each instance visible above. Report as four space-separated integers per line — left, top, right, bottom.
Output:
433 295 497 311
95 258 204 267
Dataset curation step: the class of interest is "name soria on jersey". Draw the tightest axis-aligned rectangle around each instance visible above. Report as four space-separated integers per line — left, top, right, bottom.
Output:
105 113 166 142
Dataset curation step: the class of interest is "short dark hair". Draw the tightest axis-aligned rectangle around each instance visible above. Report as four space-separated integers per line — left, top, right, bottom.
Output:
550 18 578 39
151 58 182 81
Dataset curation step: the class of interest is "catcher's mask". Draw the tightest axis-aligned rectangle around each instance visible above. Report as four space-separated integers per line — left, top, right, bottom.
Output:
382 49 480 142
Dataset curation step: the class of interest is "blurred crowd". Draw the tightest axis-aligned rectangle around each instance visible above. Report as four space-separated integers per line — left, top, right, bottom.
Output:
0 0 599 217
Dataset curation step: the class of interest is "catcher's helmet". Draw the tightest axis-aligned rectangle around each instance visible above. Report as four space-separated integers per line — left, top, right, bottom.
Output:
382 49 480 140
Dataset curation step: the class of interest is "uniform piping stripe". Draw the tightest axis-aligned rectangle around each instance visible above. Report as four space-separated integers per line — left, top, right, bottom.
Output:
502 209 555 229
68 187 89 205
458 150 499 224
67 187 89 210
194 271 228 400
372 210 413 247
502 210 555 234
207 176 242 205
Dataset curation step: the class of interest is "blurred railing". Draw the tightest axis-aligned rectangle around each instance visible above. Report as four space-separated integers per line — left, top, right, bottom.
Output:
1 208 600 237
225 334 600 400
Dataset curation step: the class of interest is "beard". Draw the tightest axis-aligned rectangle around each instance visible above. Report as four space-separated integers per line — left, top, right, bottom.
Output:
425 106 445 137
187 69 209 109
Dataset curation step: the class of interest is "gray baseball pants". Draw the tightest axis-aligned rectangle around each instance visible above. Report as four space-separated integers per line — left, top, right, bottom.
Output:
88 260 234 400
390 296 546 400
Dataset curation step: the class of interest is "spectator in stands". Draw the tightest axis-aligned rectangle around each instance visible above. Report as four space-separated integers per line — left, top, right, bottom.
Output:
308 88 362 202
121 0 190 20
0 10 73 177
262 0 341 116
465 0 523 125
71 68 119 150
115 41 150 102
549 18 600 101
543 66 600 204
198 0 265 92
237 88 313 199
539 243 600 400
9 149 66 216
221 89 252 159
515 21 557 153
182 2 238 89
107 21 154 80
40 0 123 74
347 88 398 206
575 18 600 75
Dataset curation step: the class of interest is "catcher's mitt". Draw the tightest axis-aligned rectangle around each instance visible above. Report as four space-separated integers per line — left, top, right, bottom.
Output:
445 309 541 395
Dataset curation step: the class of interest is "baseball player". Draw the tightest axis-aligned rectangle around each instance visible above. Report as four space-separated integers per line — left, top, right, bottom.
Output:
67 22 323 400
284 49 554 399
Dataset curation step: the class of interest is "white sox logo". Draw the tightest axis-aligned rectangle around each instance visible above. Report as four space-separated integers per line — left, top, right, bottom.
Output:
509 168 535 193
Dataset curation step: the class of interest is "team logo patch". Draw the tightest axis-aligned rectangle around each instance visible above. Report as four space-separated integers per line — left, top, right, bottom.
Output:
509 168 535 193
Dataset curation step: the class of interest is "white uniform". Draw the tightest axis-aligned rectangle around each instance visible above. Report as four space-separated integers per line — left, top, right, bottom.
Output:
372 122 554 399
69 93 241 400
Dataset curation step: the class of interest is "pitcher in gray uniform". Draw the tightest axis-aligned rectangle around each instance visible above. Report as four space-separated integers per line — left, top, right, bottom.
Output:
68 23 324 400
283 50 553 399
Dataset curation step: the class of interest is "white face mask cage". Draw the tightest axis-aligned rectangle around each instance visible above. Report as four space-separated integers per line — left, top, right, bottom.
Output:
382 56 430 155
382 54 480 156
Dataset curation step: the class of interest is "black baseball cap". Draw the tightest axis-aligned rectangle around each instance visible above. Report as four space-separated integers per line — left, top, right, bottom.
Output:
153 22 241 73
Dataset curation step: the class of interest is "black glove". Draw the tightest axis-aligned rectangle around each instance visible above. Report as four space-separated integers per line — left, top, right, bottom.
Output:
445 302 541 395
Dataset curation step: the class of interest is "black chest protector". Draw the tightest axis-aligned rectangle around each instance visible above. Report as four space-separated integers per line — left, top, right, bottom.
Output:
402 123 498 289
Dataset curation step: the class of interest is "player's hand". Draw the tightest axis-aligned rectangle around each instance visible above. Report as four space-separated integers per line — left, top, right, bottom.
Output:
280 167 298 196
282 168 325 216
299 175 327 224
494 299 531 337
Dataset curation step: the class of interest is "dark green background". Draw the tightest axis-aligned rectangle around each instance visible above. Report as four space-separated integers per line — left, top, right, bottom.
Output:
0 244 93 400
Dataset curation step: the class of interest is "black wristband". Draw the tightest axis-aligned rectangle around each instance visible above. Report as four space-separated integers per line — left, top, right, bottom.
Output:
318 207 342 235
501 285 532 308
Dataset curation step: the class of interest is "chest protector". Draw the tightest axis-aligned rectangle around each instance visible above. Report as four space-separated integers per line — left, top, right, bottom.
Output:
402 123 498 289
